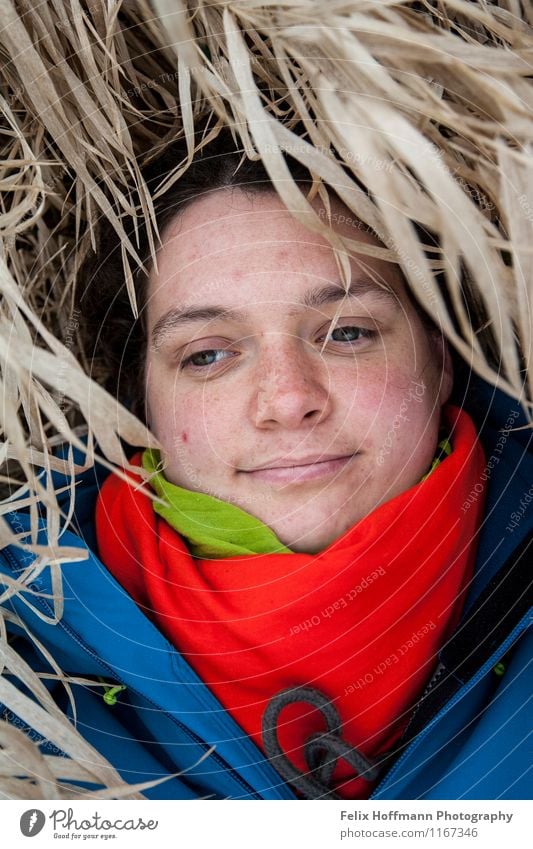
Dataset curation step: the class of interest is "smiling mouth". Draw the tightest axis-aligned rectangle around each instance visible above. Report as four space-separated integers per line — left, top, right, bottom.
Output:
240 454 358 484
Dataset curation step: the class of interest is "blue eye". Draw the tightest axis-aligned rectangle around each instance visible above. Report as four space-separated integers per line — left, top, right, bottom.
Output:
185 350 221 367
327 325 375 344
181 349 234 369
330 325 367 342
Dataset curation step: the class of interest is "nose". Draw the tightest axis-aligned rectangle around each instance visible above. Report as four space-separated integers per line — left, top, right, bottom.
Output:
252 338 332 430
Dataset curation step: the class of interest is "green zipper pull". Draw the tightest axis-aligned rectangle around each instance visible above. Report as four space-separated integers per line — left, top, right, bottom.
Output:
98 678 127 706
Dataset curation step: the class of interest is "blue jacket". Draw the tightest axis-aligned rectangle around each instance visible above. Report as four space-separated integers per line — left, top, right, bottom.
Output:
1 375 532 799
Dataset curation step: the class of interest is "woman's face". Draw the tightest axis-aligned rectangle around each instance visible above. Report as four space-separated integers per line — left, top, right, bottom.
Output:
144 190 452 553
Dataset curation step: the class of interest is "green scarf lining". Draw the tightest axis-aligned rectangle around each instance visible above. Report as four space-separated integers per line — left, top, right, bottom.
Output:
142 448 291 558
142 437 451 559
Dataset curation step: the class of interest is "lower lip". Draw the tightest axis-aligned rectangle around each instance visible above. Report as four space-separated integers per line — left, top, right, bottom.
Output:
242 455 356 484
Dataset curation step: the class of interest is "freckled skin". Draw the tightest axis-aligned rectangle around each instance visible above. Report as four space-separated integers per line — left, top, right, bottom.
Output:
144 191 453 553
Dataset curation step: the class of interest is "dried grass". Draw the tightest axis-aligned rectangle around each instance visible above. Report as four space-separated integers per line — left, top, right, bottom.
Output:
0 0 531 798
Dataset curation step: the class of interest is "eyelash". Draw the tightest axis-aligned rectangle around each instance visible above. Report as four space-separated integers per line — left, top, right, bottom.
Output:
180 349 236 370
319 324 377 345
179 322 377 372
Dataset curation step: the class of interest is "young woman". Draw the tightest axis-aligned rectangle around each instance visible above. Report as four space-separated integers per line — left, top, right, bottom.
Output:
2 133 531 800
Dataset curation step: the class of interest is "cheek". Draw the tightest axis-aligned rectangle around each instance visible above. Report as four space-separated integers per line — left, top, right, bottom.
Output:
338 363 417 425
338 361 436 455
147 379 238 478
370 372 440 472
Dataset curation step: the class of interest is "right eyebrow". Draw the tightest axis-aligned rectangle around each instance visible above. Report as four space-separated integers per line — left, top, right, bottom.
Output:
150 306 249 349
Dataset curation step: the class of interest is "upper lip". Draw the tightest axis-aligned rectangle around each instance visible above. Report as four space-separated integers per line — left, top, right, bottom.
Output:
241 453 356 472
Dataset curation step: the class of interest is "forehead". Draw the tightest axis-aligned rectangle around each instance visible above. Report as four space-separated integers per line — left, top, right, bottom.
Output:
147 189 406 311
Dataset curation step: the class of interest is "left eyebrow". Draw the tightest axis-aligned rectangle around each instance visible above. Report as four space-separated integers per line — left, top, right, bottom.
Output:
150 279 397 349
302 279 398 309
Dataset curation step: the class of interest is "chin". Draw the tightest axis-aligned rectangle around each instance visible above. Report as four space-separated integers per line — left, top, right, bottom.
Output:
272 498 362 552
277 522 344 555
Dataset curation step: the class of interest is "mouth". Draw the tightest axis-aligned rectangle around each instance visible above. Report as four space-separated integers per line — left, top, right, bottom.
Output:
239 453 358 484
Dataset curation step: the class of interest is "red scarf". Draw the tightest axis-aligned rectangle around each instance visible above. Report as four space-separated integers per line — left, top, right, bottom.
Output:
95 405 485 798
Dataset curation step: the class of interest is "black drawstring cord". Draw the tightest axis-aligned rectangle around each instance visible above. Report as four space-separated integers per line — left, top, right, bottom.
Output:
262 686 381 799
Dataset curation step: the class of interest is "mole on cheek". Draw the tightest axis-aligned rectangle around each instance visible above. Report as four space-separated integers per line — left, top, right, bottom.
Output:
181 431 188 443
